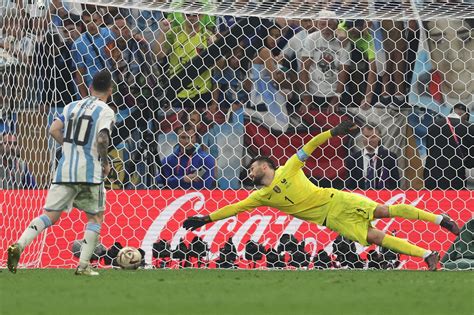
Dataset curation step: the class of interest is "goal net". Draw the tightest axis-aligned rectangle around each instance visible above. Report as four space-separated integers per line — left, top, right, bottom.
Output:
0 0 472 270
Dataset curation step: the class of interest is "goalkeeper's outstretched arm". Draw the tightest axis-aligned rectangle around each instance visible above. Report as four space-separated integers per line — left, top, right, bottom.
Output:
296 120 358 162
183 121 357 231
183 197 261 231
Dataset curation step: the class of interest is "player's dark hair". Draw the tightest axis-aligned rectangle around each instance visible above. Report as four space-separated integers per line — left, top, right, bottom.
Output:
248 156 276 170
92 70 112 93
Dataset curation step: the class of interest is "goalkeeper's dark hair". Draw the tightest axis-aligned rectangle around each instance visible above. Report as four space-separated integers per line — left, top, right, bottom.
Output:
248 156 276 170
92 70 112 93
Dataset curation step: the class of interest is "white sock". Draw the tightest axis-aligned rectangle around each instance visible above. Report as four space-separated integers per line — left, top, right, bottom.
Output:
79 222 101 269
422 250 433 259
434 215 443 225
17 214 52 251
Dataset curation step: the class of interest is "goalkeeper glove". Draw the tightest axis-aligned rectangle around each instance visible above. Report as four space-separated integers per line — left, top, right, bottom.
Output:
183 215 211 231
330 120 358 136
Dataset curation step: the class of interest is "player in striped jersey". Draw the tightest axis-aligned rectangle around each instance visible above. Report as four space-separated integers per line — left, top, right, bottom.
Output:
7 70 115 276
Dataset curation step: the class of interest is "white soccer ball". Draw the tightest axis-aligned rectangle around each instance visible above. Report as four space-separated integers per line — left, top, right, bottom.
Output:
116 247 142 270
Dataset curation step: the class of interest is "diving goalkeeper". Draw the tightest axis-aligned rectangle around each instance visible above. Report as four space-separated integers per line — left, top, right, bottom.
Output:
183 121 460 270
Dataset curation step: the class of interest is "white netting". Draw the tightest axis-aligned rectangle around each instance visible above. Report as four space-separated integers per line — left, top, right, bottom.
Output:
0 0 473 270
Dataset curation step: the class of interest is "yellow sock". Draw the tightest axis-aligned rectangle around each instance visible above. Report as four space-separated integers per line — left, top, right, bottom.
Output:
381 234 428 258
389 204 440 223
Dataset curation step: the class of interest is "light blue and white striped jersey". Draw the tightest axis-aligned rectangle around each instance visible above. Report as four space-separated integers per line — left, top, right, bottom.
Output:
54 97 115 184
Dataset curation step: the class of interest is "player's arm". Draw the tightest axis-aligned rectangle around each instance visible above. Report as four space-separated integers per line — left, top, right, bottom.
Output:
97 129 111 177
96 109 116 178
294 120 358 163
282 121 358 173
183 195 261 231
49 118 65 145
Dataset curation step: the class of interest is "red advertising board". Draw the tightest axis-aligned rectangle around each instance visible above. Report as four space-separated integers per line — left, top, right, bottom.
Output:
1 190 472 269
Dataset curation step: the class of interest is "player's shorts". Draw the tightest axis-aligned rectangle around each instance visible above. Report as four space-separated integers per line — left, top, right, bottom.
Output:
44 183 106 214
325 190 379 246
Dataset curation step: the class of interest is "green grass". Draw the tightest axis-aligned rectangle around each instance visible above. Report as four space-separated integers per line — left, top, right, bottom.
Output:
1 269 473 315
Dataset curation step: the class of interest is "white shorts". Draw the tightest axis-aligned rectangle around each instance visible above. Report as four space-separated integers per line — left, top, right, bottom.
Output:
44 184 106 214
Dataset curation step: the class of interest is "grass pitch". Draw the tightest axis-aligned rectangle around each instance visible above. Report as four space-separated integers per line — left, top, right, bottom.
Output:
1 269 473 315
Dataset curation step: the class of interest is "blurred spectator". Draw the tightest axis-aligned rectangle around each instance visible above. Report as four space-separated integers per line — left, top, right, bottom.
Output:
126 130 160 189
166 11 216 32
106 14 169 150
338 20 377 110
379 20 407 107
162 13 215 111
214 104 245 189
424 19 473 117
51 0 83 26
0 133 35 188
71 7 114 97
120 8 163 39
159 123 216 189
424 104 474 190
0 2 46 65
346 124 400 190
408 19 473 161
156 81 246 189
441 219 474 270
212 45 250 114
106 37 160 131
109 13 163 56
300 16 350 114
187 110 219 159
1 2 48 112
280 19 317 75
215 15 239 34
36 16 82 109
246 25 291 133
157 124 182 163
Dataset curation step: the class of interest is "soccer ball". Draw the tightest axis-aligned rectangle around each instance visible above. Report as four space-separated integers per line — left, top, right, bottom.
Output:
116 247 142 270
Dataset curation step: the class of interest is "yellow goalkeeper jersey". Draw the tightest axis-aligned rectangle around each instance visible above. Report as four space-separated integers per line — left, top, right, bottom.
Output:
209 131 337 225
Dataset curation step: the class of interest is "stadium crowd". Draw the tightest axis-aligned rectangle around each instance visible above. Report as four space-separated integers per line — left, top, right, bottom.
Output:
0 1 472 191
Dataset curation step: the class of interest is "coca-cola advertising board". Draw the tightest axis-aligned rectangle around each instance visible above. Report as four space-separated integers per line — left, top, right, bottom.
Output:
1 190 472 269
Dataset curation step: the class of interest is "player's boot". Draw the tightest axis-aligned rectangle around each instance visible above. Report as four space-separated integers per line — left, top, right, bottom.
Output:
424 251 440 271
440 214 460 235
75 266 99 276
7 243 21 274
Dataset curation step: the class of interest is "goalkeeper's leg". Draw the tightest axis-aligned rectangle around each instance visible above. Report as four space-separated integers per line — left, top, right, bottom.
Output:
374 204 460 235
8 211 61 273
367 228 439 271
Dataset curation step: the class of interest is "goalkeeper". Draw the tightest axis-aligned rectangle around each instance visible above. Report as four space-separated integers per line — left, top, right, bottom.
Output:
183 121 460 271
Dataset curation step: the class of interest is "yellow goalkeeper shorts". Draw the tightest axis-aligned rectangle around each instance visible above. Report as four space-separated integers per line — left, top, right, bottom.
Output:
325 190 379 246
